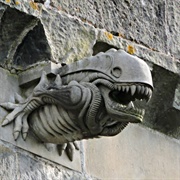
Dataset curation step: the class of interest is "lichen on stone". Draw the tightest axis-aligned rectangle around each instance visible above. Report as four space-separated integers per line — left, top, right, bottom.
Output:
15 1 20 5
104 32 113 40
5 0 11 3
29 1 39 10
127 45 136 54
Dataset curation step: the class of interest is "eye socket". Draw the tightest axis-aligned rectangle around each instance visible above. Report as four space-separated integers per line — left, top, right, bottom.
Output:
111 67 122 78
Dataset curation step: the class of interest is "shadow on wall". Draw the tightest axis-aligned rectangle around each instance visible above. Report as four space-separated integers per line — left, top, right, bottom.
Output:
92 41 180 139
0 6 51 69
93 42 117 55
13 21 52 68
144 65 180 138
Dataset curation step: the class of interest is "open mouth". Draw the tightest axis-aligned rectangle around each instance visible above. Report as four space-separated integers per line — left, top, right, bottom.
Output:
108 83 153 122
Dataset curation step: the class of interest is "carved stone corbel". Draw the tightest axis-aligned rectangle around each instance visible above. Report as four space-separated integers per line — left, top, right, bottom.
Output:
0 49 153 161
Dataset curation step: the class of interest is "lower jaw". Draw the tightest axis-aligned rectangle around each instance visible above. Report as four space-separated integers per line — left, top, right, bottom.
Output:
105 100 144 123
100 122 129 136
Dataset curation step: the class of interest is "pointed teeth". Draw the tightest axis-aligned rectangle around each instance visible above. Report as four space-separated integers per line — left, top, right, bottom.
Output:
122 86 126 91
130 85 136 96
126 101 134 110
125 86 129 93
144 87 149 96
141 86 145 94
118 86 121 91
147 89 152 102
137 85 141 93
113 84 153 102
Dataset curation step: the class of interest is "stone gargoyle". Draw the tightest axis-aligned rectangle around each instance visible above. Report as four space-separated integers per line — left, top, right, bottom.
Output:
0 49 153 161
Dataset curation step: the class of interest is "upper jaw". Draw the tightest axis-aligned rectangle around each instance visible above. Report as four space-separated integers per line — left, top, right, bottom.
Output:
113 83 153 102
100 82 153 123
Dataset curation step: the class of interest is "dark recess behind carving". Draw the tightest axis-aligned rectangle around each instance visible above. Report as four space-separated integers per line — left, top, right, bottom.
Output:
13 22 52 68
0 7 35 65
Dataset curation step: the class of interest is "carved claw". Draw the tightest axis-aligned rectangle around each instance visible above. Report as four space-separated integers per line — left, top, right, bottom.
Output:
44 143 56 152
0 93 39 141
0 72 64 142
66 143 74 161
57 142 79 161
1 102 30 141
0 102 19 110
57 144 67 156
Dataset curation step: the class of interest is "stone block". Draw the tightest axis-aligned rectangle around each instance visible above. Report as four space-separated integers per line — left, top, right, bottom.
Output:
51 0 180 59
83 124 180 179
18 61 61 87
40 8 97 64
0 4 38 66
0 140 87 180
0 68 81 172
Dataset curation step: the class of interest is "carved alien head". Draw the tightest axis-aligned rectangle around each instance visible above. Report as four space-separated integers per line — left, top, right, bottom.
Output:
60 49 153 136
96 49 153 135
0 48 153 157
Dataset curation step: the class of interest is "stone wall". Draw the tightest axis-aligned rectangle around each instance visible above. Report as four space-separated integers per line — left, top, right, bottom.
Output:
0 0 179 179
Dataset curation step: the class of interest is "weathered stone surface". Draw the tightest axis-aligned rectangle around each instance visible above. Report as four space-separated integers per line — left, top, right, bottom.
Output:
0 1 179 75
0 140 95 180
0 4 38 67
84 124 180 179
0 67 20 108
18 61 61 87
0 1 180 179
96 30 180 75
40 8 96 64
13 21 52 68
2 49 153 152
143 65 180 138
0 68 81 172
51 0 180 59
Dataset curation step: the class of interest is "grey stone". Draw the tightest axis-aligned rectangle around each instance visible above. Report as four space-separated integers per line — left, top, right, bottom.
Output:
0 68 81 171
0 2 7 20
0 1 179 75
0 154 18 180
96 29 180 75
0 1 179 179
13 21 52 68
1 49 153 146
18 61 61 87
50 0 180 60
17 153 83 180
40 8 96 64
0 140 90 180
0 5 38 67
84 124 180 179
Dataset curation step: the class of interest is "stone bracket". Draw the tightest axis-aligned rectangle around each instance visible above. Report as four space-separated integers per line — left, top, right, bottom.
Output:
18 62 61 87
0 67 81 171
